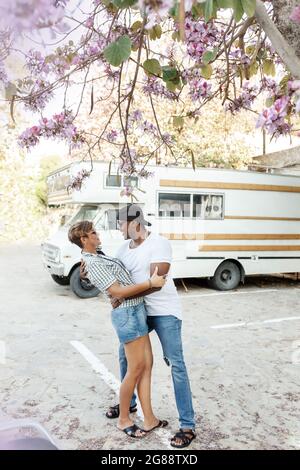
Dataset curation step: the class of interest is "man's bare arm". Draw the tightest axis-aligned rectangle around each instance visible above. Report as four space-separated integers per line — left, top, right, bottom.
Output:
121 262 171 300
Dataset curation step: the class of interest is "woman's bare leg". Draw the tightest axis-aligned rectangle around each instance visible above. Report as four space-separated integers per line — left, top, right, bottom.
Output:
136 335 160 430
118 335 146 435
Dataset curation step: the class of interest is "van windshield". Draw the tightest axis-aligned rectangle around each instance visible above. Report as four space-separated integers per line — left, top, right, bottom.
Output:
67 205 100 225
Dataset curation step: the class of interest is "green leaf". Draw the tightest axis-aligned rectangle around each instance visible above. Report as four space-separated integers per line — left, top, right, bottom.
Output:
232 0 244 22
248 62 259 77
263 59 275 76
172 31 181 42
245 45 256 55
148 24 162 40
265 97 275 108
143 59 162 77
241 0 256 17
103 35 132 67
204 0 214 22
131 21 142 32
202 48 218 65
166 81 177 92
191 3 205 19
112 0 136 8
5 82 17 100
162 66 178 82
154 24 162 39
173 116 184 129
217 0 234 7
169 3 180 18
200 64 213 79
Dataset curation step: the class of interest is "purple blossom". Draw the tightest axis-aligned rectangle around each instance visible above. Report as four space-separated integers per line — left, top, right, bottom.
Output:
140 120 157 135
290 6 300 23
26 50 50 76
260 77 279 95
119 149 137 175
184 16 222 63
189 78 212 101
106 129 118 142
182 69 212 102
18 125 42 149
161 132 174 146
138 168 154 179
226 82 259 114
68 169 91 192
104 65 120 81
120 186 134 197
131 110 143 122
85 17 94 28
289 80 300 91
18 110 85 150
23 79 54 112
142 77 177 100
256 96 291 137
229 49 251 66
0 1 69 32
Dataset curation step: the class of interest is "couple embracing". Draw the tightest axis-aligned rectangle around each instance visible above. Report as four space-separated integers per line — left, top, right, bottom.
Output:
68 204 196 448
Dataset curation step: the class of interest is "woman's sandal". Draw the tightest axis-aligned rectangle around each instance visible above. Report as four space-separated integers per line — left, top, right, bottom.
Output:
143 419 169 433
120 424 146 439
170 429 196 448
105 403 137 419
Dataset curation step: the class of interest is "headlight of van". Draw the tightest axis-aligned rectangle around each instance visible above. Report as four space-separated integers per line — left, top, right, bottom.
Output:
53 249 61 263
42 244 61 263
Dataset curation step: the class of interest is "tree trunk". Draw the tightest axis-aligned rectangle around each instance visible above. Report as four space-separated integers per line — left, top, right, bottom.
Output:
272 0 300 58
255 0 300 79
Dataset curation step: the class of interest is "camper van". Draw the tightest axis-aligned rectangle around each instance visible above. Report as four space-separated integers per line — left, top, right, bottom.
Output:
42 161 300 298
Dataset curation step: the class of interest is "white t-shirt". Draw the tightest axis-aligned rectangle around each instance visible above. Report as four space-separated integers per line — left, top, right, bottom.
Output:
116 233 182 319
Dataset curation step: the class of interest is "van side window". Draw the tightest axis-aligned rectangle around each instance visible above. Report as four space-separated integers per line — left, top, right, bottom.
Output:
106 209 118 229
106 174 122 187
193 194 223 219
124 176 138 188
158 193 191 217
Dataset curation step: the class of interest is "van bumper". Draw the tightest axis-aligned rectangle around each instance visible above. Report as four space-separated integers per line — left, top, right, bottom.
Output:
44 262 65 277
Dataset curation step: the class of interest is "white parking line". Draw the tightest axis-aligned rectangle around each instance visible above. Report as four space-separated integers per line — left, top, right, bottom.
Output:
211 316 300 330
179 289 279 299
70 340 173 449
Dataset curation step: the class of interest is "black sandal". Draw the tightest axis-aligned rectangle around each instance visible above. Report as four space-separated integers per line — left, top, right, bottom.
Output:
120 424 146 439
170 429 196 448
105 403 137 419
144 419 169 433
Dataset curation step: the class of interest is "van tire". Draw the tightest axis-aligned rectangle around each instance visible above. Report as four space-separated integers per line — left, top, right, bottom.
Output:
69 266 100 299
208 261 241 291
51 274 70 286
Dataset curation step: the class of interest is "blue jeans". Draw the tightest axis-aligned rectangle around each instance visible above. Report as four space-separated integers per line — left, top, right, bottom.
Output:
119 315 195 430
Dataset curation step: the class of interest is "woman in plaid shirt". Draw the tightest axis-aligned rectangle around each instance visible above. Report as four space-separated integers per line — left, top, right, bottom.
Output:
68 221 168 438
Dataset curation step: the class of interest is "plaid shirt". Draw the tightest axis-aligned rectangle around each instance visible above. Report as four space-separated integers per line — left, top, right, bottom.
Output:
82 251 143 307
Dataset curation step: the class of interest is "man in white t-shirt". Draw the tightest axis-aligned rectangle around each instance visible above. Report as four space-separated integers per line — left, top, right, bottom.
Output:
107 204 196 448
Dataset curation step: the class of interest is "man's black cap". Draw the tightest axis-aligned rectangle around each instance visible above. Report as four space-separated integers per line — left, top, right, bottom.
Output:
117 204 152 226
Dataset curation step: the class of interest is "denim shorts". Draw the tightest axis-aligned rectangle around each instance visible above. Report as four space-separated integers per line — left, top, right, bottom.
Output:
111 302 148 344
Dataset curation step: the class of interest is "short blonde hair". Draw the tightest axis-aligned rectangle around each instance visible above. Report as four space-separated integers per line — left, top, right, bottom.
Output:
68 220 94 248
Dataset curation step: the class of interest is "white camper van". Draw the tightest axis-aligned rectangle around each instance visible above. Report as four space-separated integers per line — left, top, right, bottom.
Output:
42 161 300 298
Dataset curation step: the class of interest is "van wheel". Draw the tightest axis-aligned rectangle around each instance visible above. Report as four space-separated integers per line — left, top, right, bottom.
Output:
208 261 241 291
69 266 100 299
51 274 70 286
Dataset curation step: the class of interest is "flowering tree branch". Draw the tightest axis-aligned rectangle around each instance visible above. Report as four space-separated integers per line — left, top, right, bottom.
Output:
1 0 300 191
